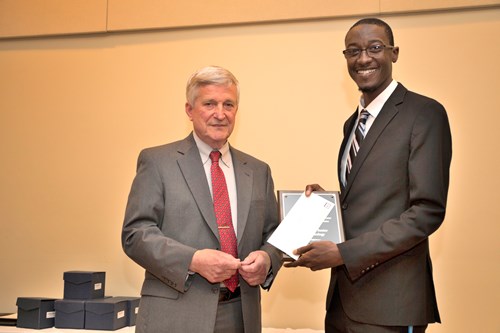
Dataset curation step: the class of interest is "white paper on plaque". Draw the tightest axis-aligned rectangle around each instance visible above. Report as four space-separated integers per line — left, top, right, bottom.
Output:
267 192 334 260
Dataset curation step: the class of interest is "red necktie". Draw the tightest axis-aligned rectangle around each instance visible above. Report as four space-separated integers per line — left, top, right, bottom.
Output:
209 151 239 292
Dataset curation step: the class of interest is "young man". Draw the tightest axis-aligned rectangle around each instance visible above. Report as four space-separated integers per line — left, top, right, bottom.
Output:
286 18 452 333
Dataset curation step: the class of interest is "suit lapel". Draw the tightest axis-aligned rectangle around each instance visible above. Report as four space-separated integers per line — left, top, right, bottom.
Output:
338 110 358 190
231 147 253 243
176 137 254 245
176 134 219 239
341 84 406 199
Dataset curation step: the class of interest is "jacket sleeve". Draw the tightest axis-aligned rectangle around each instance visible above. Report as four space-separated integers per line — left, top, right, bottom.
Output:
121 149 197 292
260 164 282 289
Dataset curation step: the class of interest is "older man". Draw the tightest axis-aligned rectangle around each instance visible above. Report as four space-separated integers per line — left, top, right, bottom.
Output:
122 66 282 333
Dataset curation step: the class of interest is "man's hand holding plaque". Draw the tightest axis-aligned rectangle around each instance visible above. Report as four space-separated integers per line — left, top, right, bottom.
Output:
267 189 344 263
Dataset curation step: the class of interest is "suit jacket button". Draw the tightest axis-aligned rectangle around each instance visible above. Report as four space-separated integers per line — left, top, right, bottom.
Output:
342 203 348 210
212 287 219 294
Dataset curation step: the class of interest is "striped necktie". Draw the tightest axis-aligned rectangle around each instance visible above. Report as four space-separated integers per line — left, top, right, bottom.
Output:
346 109 370 182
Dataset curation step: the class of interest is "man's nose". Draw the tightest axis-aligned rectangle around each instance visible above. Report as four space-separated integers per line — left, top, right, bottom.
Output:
213 104 225 118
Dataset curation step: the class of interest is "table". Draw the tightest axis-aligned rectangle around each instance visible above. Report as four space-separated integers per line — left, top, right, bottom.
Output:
0 326 323 332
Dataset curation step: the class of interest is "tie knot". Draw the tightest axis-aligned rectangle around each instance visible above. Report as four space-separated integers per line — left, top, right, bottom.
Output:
360 109 370 122
209 151 221 163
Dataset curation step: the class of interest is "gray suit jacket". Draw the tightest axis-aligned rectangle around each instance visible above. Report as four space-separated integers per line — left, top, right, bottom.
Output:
329 83 452 326
122 133 281 333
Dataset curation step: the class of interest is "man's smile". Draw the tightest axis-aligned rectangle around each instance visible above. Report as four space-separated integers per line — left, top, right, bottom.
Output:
356 68 378 76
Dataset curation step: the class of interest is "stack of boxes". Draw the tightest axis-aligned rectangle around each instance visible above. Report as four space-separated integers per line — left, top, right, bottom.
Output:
16 271 139 330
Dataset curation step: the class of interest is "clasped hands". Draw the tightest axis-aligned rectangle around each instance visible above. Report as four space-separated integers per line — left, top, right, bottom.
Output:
190 249 270 286
284 184 344 271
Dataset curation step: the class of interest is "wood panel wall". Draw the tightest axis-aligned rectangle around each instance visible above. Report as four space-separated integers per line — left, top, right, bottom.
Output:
1 0 500 39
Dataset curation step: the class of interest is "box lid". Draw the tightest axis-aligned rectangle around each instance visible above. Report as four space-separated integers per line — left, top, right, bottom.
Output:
63 271 105 285
85 298 126 315
54 300 85 314
16 298 56 311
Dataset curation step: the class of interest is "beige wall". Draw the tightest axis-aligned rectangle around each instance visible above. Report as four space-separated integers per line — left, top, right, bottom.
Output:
1 7 499 333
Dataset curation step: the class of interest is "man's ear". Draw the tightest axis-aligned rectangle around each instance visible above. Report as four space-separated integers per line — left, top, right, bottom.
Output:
392 46 399 63
185 102 193 120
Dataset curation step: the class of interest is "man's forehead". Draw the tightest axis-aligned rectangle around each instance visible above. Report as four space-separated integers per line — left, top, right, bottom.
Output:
197 85 237 99
346 24 388 43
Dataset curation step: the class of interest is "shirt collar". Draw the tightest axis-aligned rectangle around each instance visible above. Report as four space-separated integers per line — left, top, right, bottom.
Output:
359 79 398 118
192 131 231 168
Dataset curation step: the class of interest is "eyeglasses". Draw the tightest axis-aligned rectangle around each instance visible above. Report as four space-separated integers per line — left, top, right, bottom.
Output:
342 45 394 59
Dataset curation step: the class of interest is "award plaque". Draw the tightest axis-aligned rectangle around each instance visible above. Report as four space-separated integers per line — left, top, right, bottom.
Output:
277 190 345 260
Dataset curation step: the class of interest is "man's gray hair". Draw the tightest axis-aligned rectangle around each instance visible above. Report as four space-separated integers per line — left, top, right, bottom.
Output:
186 66 240 106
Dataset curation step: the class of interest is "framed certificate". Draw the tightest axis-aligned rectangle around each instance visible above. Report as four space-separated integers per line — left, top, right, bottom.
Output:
277 190 345 259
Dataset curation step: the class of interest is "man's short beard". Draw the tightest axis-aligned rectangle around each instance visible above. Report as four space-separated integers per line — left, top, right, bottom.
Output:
358 86 376 93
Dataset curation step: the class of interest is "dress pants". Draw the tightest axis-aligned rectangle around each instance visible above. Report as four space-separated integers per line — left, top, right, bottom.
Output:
214 296 244 333
325 286 428 333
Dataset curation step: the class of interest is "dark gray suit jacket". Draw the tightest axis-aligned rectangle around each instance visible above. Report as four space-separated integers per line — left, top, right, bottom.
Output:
122 133 282 333
329 83 452 326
